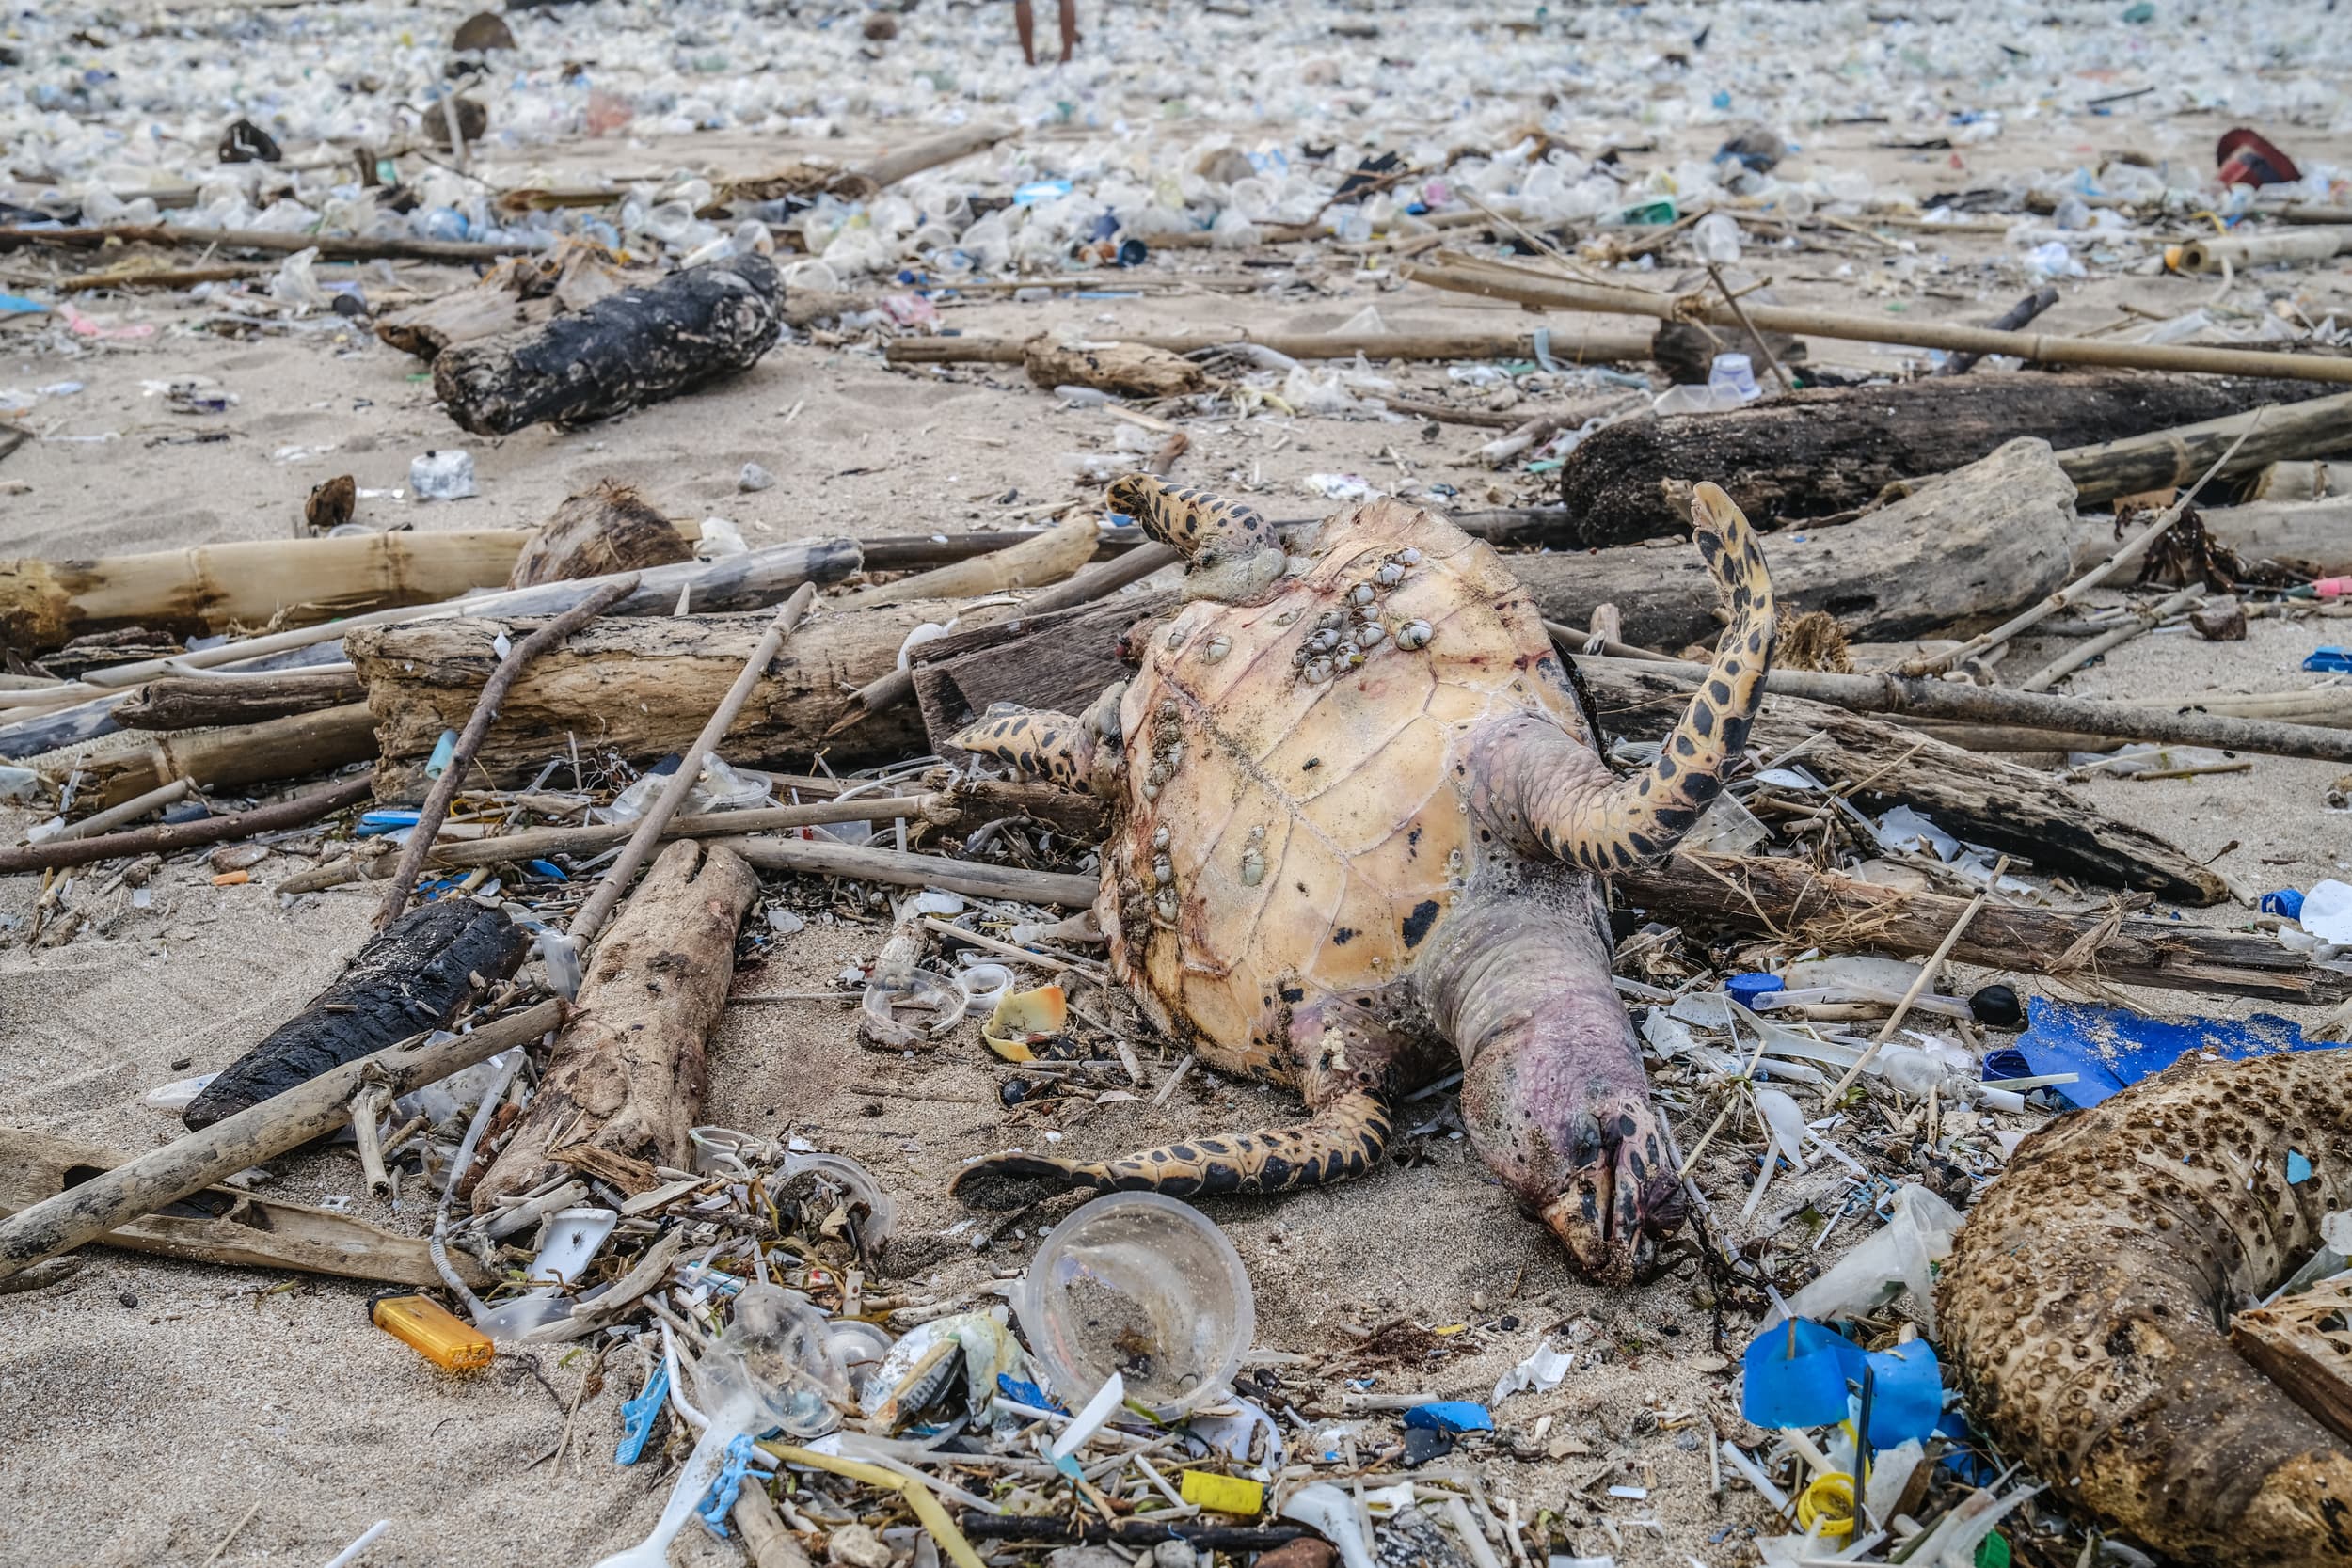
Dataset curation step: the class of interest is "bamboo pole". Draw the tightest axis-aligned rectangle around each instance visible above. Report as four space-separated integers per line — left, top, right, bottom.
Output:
0 222 544 263
1402 253 2352 384
1573 656 2352 764
886 326 1654 367
48 777 194 841
2179 228 2352 274
2054 391 2352 506
0 999 565 1283
0 531 531 655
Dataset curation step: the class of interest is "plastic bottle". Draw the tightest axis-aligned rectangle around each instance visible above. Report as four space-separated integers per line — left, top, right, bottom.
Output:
409 450 478 501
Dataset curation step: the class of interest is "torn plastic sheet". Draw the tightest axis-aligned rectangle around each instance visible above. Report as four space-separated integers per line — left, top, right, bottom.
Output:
1491 1338 1573 1402
2015 997 2339 1110
1740 1318 1944 1449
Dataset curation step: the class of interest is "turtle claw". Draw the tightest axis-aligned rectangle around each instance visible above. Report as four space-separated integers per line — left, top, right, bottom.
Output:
1540 1094 1679 1285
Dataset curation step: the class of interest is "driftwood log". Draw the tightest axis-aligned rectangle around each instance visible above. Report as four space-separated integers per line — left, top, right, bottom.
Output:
0 1130 490 1288
1553 372 2328 546
114 669 366 730
1576 660 2227 904
507 482 690 587
0 531 526 655
2180 495 2352 578
1522 437 2081 649
1617 854 2350 1005
184 899 526 1129
349 603 945 797
0 998 565 1285
472 840 756 1208
1021 336 1207 398
434 253 784 436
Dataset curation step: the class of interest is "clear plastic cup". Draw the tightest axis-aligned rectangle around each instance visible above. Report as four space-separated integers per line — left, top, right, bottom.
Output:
1015 1191 1254 1418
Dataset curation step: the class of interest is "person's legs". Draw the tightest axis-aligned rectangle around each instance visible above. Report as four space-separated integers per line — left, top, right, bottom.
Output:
1015 0 1037 65
1057 0 1076 60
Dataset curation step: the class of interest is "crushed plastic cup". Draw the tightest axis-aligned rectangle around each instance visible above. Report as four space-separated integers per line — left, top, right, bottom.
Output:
765 1149 897 1252
1017 1191 1255 1418
711 1282 850 1437
1692 210 1744 264
409 449 478 502
1708 352 1762 404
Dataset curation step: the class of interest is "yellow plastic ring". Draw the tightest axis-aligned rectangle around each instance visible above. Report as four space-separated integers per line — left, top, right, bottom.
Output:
1796 1471 1857 1539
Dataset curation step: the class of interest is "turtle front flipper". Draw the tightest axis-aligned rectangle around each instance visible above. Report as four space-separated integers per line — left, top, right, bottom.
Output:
1467 481 1773 870
1106 473 1287 602
948 1087 1391 1211
951 684 1124 796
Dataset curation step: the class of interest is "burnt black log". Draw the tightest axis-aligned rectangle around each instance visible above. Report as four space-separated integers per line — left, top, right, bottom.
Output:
1557 372 2332 546
183 900 526 1129
432 254 784 435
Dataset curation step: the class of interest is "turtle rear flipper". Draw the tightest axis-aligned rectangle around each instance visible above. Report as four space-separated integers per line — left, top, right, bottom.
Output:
1467 481 1773 870
951 683 1125 796
949 1087 1391 1210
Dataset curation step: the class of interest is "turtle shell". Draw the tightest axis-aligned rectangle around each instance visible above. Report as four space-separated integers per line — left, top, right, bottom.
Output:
1099 499 1588 1083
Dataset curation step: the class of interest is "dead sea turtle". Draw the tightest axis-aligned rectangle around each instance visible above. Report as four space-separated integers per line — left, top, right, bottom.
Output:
948 474 1775 1281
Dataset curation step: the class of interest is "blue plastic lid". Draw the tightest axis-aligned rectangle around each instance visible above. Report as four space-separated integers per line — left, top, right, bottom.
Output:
2261 888 2306 919
1726 972 1785 1006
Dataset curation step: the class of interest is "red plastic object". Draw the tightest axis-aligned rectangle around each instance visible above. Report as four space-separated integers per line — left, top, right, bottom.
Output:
2217 127 2302 188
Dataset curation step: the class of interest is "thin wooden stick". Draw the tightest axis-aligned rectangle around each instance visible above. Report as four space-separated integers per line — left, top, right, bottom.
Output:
2017 583 2202 693
0 998 564 1282
1822 857 2009 1105
375 577 637 928
0 773 372 877
1403 253 2352 384
1707 262 1796 393
566 583 818 950
199 1500 263 1568
1895 411 2262 678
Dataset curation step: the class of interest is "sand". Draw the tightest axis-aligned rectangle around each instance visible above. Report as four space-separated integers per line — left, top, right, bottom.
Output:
4 9 2352 1567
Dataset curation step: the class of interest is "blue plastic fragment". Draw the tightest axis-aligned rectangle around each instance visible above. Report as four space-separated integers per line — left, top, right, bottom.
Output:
696 1433 759 1538
2305 646 2352 674
1012 179 1074 206
1980 1047 2031 1082
1740 1318 1853 1431
0 293 46 315
998 1373 1066 1414
1741 1319 1945 1448
1404 1401 1494 1434
527 860 568 880
424 727 459 780
1726 973 1785 1008
356 809 421 838
2288 1149 2314 1184
2015 997 2339 1110
616 1359 671 1465
2262 889 2306 919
